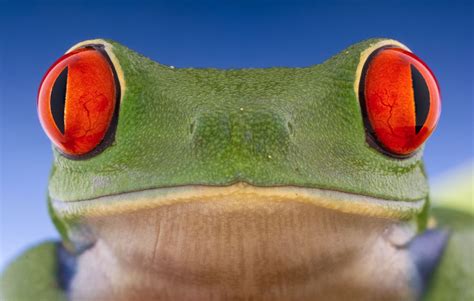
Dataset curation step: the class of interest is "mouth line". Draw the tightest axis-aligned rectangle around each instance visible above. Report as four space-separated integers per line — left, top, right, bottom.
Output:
51 182 425 220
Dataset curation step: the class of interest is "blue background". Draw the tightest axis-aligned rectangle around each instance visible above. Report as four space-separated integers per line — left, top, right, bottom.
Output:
1 0 472 269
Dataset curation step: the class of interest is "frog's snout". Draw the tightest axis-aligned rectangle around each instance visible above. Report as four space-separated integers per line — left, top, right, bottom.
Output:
190 109 291 161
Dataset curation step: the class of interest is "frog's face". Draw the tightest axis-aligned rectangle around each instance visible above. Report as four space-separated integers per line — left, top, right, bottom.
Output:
38 38 440 242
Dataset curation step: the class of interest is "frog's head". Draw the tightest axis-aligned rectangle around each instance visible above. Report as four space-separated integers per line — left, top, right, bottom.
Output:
38 38 440 247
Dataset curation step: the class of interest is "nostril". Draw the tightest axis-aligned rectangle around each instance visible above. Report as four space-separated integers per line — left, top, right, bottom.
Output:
191 111 290 160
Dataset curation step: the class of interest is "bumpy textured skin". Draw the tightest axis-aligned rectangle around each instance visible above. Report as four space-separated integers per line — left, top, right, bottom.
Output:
0 242 66 301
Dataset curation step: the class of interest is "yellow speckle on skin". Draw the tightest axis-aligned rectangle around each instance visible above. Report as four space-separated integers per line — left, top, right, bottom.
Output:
240 107 244 111
268 155 272 159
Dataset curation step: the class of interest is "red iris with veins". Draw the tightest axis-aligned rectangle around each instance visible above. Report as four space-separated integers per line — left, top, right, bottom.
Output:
362 47 440 156
37 47 117 156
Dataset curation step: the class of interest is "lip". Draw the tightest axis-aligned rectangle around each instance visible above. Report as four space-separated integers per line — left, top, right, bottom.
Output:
51 182 425 220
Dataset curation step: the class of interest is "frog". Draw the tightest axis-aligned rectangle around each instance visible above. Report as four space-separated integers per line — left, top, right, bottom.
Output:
1 38 472 301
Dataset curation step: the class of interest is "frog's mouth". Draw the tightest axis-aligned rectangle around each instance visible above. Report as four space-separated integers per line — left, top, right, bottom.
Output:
51 182 425 220
59 182 425 301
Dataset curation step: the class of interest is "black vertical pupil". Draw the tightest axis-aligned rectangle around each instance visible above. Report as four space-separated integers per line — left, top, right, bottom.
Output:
410 65 430 134
50 67 68 134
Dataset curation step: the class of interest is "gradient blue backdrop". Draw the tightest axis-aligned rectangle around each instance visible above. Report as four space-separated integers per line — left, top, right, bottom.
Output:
1 0 473 269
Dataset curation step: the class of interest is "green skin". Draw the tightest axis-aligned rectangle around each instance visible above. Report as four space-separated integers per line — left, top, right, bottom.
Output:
1 38 472 300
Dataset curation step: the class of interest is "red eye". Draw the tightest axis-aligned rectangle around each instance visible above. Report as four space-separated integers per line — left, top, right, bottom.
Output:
359 47 441 156
38 46 119 157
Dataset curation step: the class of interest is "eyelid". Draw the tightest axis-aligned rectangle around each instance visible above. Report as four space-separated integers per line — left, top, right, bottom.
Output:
66 39 126 104
354 39 411 98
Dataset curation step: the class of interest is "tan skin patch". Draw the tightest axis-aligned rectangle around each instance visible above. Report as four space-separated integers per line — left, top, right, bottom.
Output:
54 184 423 300
69 198 419 301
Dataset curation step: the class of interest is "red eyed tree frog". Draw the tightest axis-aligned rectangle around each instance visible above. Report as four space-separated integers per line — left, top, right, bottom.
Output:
1 38 472 301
